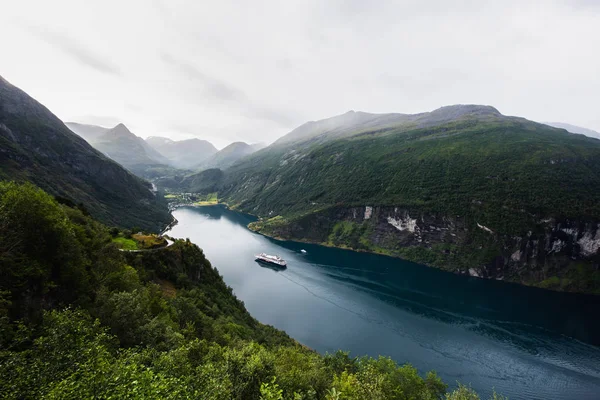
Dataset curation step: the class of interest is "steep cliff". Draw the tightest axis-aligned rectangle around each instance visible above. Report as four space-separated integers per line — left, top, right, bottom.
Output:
251 205 600 293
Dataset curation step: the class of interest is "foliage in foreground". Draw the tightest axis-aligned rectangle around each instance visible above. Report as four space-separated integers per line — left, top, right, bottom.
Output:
0 182 499 399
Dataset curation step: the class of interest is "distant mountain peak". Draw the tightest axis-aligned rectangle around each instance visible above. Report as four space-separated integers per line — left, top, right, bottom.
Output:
431 104 501 117
228 141 250 147
101 123 136 141
274 104 506 147
145 136 218 169
110 123 132 133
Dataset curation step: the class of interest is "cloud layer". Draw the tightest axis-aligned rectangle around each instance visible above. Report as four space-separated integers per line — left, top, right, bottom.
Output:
1 0 599 147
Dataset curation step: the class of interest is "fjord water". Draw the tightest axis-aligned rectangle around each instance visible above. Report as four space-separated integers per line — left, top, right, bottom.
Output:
167 206 600 400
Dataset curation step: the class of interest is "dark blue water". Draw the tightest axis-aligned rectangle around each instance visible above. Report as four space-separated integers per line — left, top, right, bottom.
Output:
167 206 600 400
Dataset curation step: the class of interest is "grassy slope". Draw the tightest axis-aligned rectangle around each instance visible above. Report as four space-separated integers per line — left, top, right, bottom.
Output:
112 236 139 250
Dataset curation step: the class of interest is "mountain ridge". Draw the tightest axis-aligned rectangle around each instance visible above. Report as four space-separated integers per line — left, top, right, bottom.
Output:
86 123 172 174
0 75 170 230
544 121 600 139
273 104 503 147
145 136 217 169
170 105 600 293
195 141 264 170
65 122 110 143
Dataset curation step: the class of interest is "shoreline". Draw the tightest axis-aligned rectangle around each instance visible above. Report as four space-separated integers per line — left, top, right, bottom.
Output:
168 202 598 295
160 215 179 236
245 222 596 296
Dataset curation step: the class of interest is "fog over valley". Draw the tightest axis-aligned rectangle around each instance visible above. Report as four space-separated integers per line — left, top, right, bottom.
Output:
1 0 599 147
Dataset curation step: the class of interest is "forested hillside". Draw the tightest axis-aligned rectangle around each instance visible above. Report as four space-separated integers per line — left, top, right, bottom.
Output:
172 107 600 293
0 181 498 399
0 76 170 231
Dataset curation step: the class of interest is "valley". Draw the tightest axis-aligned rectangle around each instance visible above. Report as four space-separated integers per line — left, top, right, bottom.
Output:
2 3 600 398
2 71 600 399
166 205 600 400
158 107 600 294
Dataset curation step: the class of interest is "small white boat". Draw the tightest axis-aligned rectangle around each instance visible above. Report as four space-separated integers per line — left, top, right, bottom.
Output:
300 249 307 253
255 253 287 267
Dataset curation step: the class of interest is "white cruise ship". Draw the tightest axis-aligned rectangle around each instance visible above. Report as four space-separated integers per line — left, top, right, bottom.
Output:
254 253 287 267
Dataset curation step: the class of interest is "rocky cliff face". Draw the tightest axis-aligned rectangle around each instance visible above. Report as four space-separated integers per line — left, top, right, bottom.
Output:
254 205 600 293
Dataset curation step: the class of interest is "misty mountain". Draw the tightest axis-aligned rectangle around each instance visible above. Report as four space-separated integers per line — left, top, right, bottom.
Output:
145 136 217 169
174 104 600 293
544 122 600 139
0 75 170 230
65 122 109 143
196 141 264 170
274 105 502 147
92 123 171 175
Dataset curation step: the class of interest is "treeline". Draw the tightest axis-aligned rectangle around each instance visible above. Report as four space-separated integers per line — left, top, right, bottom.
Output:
0 182 499 399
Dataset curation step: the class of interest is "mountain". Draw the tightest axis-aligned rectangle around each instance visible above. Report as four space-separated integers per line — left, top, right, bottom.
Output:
177 105 600 294
0 75 170 230
274 105 501 147
65 122 109 143
250 142 267 152
196 141 262 170
145 136 217 169
93 123 172 175
544 122 600 139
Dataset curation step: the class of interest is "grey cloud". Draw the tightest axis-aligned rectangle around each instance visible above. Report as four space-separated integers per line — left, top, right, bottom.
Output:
161 52 245 103
378 68 470 92
321 0 491 24
150 0 168 15
246 104 302 130
5 0 599 143
161 52 301 128
26 26 120 76
277 58 294 71
568 0 600 8
167 121 213 136
245 106 298 127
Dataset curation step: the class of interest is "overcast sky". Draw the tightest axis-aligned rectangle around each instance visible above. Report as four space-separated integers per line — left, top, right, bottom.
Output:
1 0 599 148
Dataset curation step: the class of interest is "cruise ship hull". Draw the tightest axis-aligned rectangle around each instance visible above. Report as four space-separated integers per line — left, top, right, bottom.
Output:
254 254 287 268
255 258 287 270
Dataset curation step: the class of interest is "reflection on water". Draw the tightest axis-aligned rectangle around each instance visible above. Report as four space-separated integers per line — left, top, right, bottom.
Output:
167 205 600 400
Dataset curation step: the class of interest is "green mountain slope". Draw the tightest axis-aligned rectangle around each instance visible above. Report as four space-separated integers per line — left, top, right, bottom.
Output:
0 75 170 231
0 182 489 399
273 105 501 147
179 106 600 293
146 136 218 169
196 141 262 170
